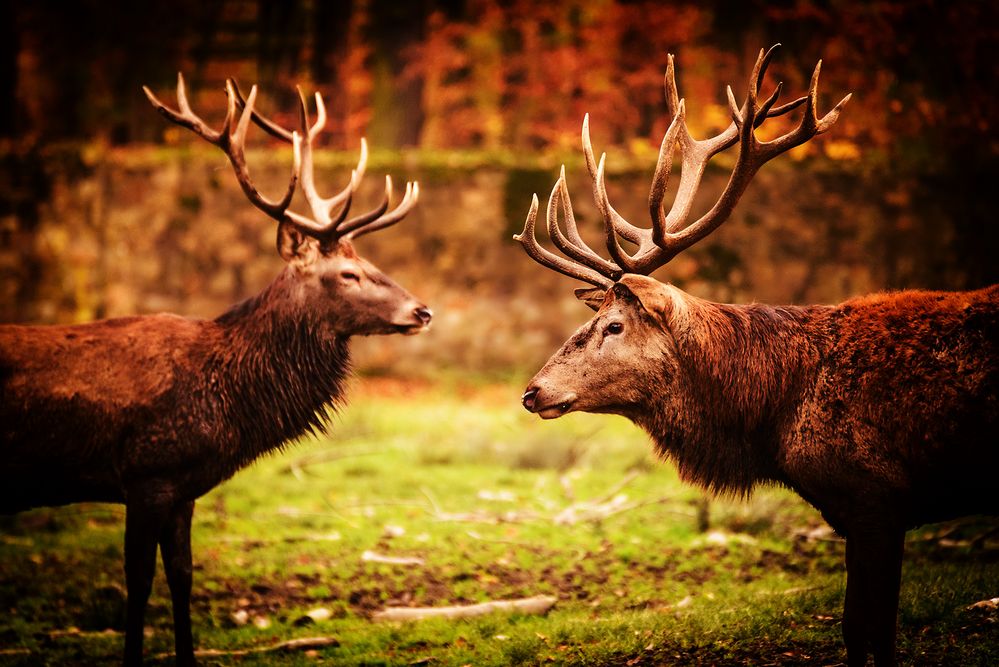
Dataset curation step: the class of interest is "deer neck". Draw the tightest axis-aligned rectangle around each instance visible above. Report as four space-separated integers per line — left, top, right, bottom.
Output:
209 270 351 463
642 297 830 495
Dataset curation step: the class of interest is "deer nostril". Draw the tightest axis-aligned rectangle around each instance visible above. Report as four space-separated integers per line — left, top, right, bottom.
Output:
522 387 539 411
414 307 433 325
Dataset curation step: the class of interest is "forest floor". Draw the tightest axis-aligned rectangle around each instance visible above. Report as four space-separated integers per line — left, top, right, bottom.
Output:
1 378 997 666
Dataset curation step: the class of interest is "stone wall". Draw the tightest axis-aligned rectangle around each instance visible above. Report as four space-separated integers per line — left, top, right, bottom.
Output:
0 146 973 376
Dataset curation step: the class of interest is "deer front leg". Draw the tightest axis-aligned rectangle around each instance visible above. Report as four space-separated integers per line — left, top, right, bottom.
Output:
123 498 166 666
160 500 196 666
843 526 905 667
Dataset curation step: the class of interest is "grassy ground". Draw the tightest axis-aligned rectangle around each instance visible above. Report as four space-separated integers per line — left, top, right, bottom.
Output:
1 379 997 666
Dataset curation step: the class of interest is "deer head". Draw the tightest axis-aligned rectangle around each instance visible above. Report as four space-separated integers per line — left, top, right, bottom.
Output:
517 45 850 418
143 75 431 337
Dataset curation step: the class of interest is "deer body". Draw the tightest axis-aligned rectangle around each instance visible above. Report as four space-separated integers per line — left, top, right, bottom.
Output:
528 276 999 665
515 46 995 664
1 77 430 665
528 275 999 666
0 289 350 513
779 286 998 528
613 281 999 513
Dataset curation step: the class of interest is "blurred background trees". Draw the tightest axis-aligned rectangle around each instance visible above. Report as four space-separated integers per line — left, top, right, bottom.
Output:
5 1 996 156
4 1 994 156
1 0 996 375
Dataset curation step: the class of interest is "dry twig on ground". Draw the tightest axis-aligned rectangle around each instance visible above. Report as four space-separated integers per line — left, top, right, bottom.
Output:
372 595 557 622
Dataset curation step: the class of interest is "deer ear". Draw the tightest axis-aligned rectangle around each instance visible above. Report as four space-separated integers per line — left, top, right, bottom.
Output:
277 222 320 265
574 287 607 311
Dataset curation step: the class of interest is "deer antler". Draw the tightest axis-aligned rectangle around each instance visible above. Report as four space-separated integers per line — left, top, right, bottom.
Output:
516 44 851 284
513 167 620 288
230 81 419 241
143 74 302 226
144 75 419 245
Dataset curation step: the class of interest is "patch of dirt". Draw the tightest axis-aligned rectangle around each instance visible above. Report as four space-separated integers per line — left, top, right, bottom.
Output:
200 543 674 618
195 537 853 622
624 640 848 666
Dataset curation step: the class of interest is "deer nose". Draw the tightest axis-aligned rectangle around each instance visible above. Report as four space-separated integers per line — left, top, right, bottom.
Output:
414 307 433 325
522 387 539 411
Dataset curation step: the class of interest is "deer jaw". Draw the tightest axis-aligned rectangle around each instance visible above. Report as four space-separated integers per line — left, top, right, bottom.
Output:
523 279 676 419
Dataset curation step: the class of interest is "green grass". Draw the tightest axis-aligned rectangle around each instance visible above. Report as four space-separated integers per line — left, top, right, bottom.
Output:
1 379 997 665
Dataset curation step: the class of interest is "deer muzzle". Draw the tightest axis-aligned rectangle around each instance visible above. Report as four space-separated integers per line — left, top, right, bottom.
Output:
414 307 433 325
522 385 576 419
392 304 433 335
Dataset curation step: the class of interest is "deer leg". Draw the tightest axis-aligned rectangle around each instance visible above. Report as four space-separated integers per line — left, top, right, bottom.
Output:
160 500 196 666
123 500 165 666
843 527 905 667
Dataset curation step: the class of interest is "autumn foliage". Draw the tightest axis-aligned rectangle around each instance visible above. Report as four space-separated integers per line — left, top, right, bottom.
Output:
3 1 993 160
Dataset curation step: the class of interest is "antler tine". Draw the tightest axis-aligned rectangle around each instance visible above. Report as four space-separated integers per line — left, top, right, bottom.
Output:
148 75 420 243
144 75 301 224
546 166 623 278
599 46 849 276
224 82 302 221
591 153 642 273
519 45 849 285
294 91 362 234
143 73 222 144
656 50 851 262
238 78 418 241
654 46 792 234
590 48 738 275
231 82 366 236
761 60 853 157
582 115 644 246
554 165 585 248
230 78 294 142
345 179 422 239
663 54 681 117
514 194 617 289
755 44 778 95
336 174 392 235
647 98 687 246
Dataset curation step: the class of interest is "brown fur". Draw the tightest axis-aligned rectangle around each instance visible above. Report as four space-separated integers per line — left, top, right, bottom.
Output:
1 239 429 665
525 275 999 665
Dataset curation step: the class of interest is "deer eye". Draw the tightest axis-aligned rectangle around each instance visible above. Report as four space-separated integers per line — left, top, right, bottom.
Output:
339 271 361 283
605 322 624 335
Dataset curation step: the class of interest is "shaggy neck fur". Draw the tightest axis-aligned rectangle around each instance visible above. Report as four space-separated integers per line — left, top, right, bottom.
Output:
640 293 831 495
210 274 350 472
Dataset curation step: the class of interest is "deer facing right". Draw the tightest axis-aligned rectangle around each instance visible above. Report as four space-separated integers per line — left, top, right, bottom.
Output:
1 76 430 665
517 45 999 666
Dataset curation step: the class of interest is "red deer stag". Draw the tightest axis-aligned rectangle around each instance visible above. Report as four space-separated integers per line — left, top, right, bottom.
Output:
0 75 431 665
516 45 997 666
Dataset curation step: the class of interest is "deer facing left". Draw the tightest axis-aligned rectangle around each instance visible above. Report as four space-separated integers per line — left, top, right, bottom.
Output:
516 46 996 666
0 75 431 665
